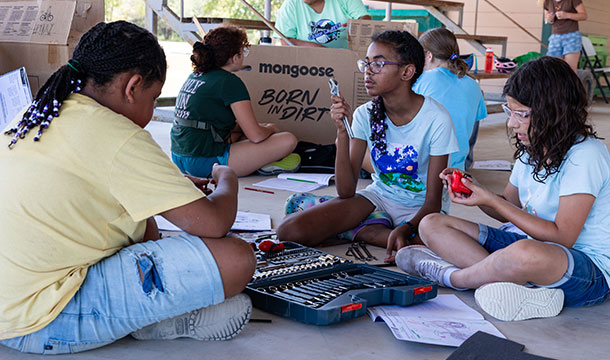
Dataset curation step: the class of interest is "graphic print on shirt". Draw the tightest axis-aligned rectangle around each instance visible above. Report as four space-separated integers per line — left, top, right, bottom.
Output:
308 19 344 45
175 74 205 120
372 142 425 192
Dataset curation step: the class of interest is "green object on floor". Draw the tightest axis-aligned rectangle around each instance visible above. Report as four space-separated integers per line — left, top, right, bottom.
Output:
258 153 301 176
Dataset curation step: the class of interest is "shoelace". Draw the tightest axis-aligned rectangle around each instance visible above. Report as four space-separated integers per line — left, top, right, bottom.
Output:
416 260 448 284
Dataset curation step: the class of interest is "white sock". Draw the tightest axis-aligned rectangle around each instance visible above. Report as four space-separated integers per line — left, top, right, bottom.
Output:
443 267 469 291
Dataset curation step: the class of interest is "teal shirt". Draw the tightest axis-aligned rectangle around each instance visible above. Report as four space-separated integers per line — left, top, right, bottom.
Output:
275 0 369 49
171 69 250 157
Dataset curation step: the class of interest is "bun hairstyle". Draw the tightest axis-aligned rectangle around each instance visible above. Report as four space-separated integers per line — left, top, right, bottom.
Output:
419 28 469 78
190 25 250 74
368 30 424 154
5 21 166 148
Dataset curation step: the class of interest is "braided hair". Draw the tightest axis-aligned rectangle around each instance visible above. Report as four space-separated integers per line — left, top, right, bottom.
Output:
5 21 166 148
191 25 249 74
368 30 424 154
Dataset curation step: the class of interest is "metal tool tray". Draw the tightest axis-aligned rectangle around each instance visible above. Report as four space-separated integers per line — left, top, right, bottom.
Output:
245 242 437 325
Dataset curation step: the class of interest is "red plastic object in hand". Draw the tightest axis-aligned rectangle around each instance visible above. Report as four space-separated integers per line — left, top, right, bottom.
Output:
258 240 285 253
451 170 472 195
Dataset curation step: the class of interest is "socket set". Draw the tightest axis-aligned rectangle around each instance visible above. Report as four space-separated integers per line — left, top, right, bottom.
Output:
245 242 437 325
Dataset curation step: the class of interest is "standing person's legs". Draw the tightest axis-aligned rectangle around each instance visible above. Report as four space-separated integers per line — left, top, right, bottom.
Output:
0 233 255 354
546 31 582 74
564 52 582 74
561 31 583 74
228 132 298 176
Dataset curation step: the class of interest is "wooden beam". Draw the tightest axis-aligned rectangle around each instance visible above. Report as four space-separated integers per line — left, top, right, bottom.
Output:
367 0 464 12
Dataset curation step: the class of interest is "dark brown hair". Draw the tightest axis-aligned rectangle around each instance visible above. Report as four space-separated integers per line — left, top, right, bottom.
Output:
191 26 249 73
419 28 468 78
368 30 424 154
503 56 600 182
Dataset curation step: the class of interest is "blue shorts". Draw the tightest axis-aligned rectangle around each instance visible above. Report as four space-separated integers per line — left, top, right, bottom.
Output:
172 145 231 178
478 224 610 307
0 233 225 354
547 31 582 57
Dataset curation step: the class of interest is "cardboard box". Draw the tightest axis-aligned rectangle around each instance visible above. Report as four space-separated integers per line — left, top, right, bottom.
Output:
239 45 371 145
347 19 418 53
0 0 103 94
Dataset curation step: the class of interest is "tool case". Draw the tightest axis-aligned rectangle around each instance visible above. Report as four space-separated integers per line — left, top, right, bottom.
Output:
245 242 437 325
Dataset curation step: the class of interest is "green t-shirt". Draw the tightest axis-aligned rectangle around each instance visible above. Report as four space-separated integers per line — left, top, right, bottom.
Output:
171 69 250 157
275 0 369 49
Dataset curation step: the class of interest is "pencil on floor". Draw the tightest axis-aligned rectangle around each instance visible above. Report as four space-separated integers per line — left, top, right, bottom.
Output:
244 187 274 194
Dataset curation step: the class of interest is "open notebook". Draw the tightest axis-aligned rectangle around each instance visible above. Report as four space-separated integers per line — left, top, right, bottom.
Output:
252 173 334 192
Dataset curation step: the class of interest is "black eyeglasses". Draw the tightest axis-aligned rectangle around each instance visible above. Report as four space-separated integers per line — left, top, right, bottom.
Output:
357 59 409 74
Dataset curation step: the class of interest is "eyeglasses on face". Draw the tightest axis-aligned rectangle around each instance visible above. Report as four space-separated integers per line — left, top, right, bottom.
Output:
357 59 408 74
242 47 250 57
502 103 531 123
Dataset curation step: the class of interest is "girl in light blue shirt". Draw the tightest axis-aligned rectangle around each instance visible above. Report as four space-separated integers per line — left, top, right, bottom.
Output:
414 28 487 170
397 56 610 322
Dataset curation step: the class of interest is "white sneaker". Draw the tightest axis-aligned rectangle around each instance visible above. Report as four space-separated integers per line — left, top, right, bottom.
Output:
131 293 252 341
395 245 453 286
474 282 564 321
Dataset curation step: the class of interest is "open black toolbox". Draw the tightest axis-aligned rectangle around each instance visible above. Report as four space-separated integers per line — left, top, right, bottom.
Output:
245 242 438 325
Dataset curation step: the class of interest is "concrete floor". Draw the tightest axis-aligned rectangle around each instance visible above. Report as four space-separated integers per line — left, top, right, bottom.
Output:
2 104 610 359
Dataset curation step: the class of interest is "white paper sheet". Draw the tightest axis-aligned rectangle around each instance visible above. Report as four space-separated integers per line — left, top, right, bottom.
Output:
367 294 505 347
472 160 513 171
155 211 271 232
252 178 323 192
0 67 32 130
253 173 334 192
230 211 271 231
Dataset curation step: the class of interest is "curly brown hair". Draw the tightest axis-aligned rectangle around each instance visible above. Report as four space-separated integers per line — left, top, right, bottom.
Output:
190 25 249 73
503 56 601 182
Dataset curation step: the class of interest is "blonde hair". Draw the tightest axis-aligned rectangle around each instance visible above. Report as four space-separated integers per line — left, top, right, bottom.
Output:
419 28 469 78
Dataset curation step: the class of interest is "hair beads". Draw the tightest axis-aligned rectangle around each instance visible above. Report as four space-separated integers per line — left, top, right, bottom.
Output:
5 21 166 149
369 96 388 154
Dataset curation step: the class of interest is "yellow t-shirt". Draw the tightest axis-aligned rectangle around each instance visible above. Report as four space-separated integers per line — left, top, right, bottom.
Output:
0 94 205 339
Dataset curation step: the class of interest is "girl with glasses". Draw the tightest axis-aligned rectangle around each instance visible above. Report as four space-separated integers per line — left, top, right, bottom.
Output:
171 26 300 178
397 57 610 322
278 30 458 263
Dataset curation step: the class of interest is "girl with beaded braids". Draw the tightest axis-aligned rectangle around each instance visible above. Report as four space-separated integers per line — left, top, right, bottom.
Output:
277 30 458 263
398 57 610 321
0 21 255 354
170 25 299 178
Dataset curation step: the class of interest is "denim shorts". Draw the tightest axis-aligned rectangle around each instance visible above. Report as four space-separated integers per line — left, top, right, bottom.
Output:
0 233 225 354
478 224 610 307
172 145 231 178
547 31 582 57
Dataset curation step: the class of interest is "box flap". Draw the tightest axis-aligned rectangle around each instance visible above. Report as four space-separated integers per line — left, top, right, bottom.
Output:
0 0 76 45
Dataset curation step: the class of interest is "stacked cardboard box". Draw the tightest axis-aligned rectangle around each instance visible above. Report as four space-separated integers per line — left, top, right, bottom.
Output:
0 0 104 94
